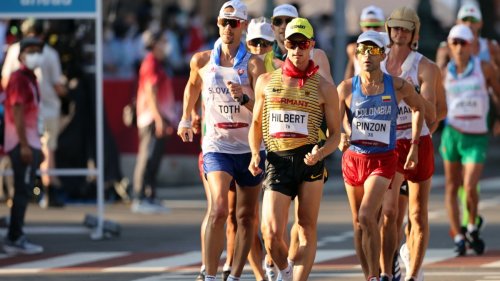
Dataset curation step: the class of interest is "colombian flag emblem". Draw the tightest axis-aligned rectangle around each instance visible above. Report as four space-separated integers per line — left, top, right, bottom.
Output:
382 95 391 102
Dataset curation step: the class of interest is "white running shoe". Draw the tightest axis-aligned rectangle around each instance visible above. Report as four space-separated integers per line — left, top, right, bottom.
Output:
131 200 170 214
3 235 43 255
400 243 411 274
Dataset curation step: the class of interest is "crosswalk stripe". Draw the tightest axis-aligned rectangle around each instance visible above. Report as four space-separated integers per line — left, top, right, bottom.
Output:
314 250 354 263
103 251 208 273
483 261 500 268
0 248 499 274
1 252 128 270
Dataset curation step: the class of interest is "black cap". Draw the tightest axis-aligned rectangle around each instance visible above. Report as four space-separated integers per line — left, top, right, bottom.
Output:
20 37 44 53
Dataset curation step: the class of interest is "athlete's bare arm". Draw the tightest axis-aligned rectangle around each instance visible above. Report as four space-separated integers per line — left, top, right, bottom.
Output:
313 48 334 84
429 67 447 133
241 55 266 111
488 40 500 71
344 43 357 79
417 58 438 125
304 77 341 165
248 72 272 176
395 77 424 170
336 79 353 152
435 42 450 73
481 61 500 136
178 50 211 142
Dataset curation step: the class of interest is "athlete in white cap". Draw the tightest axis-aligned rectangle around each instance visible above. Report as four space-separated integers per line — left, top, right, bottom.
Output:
337 30 424 281
178 2 266 281
344 5 390 79
440 24 500 258
436 1 499 246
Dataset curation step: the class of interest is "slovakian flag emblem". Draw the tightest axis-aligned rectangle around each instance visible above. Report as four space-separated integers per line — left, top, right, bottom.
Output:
382 95 391 102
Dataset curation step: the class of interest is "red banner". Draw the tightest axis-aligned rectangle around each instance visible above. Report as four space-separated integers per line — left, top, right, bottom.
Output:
103 78 201 155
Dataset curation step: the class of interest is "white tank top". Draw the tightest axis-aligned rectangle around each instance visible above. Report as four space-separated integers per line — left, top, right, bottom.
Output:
444 57 489 134
381 51 431 139
200 48 256 154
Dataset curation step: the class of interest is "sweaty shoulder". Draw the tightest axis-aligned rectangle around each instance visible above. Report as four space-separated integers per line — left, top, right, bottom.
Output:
257 71 273 85
190 50 211 70
418 56 439 75
338 78 353 97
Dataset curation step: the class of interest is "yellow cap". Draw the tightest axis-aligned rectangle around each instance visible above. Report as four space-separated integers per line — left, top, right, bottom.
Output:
285 18 314 39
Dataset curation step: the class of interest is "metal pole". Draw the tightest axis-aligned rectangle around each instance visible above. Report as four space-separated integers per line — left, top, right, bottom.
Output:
91 0 105 240
333 0 346 84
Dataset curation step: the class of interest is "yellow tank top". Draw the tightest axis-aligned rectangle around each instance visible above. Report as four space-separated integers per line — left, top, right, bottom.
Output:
263 69 323 152
264 51 275 73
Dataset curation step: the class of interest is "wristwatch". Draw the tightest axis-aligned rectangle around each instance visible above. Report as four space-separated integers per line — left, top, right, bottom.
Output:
239 94 250 105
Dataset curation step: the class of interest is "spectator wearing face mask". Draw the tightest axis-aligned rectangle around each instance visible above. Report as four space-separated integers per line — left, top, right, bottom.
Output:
2 18 67 208
2 37 45 255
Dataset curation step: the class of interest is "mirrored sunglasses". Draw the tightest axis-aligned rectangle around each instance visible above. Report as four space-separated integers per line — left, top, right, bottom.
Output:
356 44 384 56
218 18 243 28
272 17 293 26
284 39 311 50
248 38 272 47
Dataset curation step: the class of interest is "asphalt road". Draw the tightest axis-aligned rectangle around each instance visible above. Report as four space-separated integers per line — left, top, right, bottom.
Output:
0 134 499 281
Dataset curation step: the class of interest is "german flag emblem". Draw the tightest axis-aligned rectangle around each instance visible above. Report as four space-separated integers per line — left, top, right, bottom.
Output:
382 95 391 102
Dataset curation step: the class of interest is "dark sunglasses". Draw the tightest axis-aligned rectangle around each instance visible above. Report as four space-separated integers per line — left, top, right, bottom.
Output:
272 17 293 26
218 18 242 28
355 44 384 56
461 16 480 23
248 38 272 47
450 39 468 46
392 26 412 33
284 39 311 50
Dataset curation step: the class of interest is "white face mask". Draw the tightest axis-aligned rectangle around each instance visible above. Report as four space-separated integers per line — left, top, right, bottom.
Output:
24 53 42 70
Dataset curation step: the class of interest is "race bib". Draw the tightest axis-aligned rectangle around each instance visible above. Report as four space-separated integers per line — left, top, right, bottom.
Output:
269 110 309 138
351 117 391 146
449 96 484 119
397 103 412 130
211 100 248 129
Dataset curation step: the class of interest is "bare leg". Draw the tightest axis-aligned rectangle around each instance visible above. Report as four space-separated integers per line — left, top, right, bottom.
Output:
462 163 483 227
224 188 237 271
204 171 233 276
407 178 431 278
261 190 292 271
288 198 299 264
443 161 463 237
292 180 324 281
247 201 265 280
380 172 404 277
200 174 211 271
345 183 368 278
230 183 261 277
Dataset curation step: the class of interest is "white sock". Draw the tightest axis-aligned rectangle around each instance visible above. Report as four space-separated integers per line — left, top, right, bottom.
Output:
454 234 464 243
280 263 293 281
381 273 393 279
205 275 216 281
265 263 276 279
467 223 477 233
200 264 205 272
227 275 240 281
405 276 417 281
223 264 231 272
